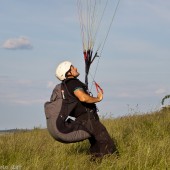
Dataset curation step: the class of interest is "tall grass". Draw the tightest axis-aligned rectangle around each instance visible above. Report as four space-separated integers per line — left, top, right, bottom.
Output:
0 110 169 170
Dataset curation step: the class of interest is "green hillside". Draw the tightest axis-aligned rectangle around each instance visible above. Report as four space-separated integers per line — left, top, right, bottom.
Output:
0 110 169 170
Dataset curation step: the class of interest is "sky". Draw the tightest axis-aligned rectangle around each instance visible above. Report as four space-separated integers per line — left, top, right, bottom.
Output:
0 0 170 130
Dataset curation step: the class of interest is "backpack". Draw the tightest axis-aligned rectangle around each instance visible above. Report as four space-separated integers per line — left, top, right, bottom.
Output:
44 80 90 143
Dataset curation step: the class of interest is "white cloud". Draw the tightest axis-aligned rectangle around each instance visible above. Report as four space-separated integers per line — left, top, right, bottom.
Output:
13 99 45 105
0 76 48 105
47 81 56 89
146 1 170 22
2 36 33 50
155 88 167 95
117 92 134 98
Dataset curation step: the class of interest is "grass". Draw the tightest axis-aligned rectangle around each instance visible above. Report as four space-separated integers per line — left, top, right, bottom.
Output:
0 109 169 170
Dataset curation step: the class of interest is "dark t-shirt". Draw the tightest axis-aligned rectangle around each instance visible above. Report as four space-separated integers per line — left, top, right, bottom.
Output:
65 78 96 118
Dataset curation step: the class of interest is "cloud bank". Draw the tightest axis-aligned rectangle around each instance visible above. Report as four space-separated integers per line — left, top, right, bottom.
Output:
0 76 48 106
2 36 33 50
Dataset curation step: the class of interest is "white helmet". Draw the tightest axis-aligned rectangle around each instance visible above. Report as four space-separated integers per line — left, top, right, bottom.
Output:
56 61 72 81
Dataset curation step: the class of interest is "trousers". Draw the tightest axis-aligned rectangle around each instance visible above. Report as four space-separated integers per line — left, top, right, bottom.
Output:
77 111 118 158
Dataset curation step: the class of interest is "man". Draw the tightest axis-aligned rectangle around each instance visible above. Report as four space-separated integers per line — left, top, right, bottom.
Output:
56 61 118 159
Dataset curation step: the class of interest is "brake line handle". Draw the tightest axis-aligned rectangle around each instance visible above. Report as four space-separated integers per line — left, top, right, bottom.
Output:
94 81 103 94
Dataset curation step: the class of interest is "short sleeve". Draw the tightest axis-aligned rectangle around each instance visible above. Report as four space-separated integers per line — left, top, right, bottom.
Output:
65 79 85 96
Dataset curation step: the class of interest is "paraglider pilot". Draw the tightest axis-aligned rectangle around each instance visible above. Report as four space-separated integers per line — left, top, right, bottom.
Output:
55 61 118 159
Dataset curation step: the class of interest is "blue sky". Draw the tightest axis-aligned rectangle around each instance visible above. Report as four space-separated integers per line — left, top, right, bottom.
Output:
0 0 170 129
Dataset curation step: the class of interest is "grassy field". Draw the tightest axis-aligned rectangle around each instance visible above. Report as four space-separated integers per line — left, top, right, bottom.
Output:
0 109 169 170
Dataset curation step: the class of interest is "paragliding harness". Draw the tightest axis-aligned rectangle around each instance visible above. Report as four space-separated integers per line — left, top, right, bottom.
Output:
44 79 94 143
45 80 75 125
